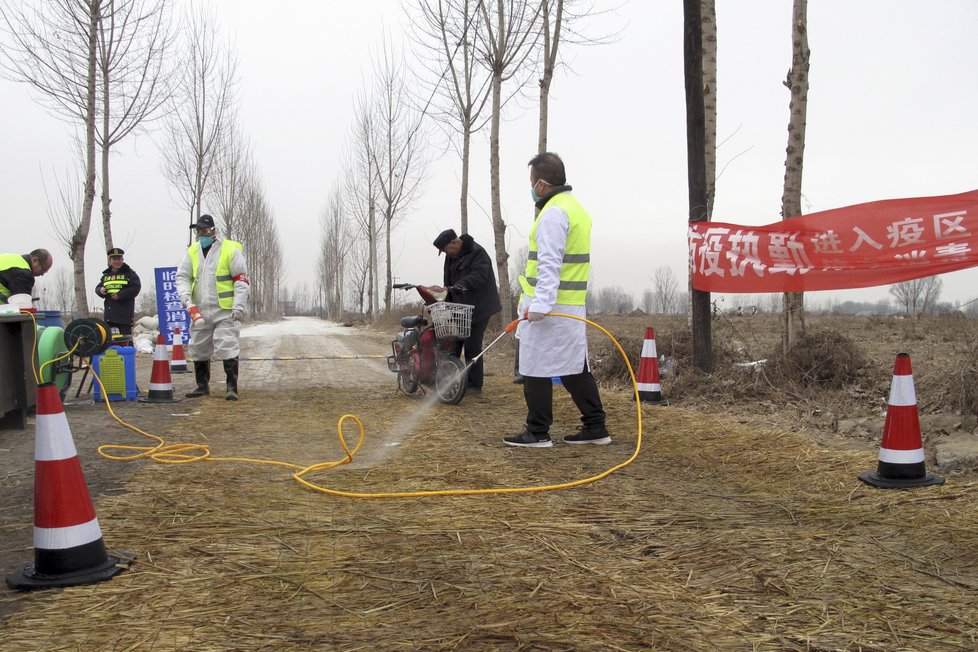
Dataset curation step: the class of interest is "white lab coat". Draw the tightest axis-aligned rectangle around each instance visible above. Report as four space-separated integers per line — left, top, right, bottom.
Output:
516 198 590 378
175 237 250 361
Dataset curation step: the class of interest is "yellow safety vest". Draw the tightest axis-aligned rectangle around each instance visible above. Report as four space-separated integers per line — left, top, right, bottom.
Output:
518 193 591 306
101 273 129 295
188 239 243 310
0 254 30 300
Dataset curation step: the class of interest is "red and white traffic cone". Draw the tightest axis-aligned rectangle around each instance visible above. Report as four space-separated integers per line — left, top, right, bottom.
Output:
858 353 944 489
170 327 189 374
139 333 182 403
6 384 133 590
635 327 668 405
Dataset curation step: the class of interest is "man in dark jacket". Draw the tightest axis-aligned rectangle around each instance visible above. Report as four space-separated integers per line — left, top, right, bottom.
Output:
0 249 53 302
430 229 502 393
95 247 141 336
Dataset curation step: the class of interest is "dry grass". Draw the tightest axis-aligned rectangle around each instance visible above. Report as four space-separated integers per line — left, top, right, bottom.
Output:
3 376 978 650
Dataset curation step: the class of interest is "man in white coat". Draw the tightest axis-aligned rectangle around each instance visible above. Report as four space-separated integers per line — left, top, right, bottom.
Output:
176 214 251 400
505 152 610 448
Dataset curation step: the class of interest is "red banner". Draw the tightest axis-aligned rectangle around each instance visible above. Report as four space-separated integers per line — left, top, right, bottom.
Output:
688 190 978 293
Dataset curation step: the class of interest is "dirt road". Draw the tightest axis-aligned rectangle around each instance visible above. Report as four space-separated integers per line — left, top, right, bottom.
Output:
237 317 393 390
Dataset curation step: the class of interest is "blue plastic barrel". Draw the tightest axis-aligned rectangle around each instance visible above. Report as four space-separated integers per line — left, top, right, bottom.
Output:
36 311 65 328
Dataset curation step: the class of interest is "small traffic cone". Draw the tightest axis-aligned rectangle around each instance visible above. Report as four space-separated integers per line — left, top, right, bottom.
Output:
139 333 183 403
6 384 133 590
635 327 668 405
858 353 944 489
170 326 189 374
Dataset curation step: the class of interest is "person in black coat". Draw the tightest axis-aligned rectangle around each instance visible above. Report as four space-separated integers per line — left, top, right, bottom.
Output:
430 229 502 392
95 247 141 336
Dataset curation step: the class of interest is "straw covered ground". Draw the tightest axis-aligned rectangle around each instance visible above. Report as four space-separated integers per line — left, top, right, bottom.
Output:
3 374 978 650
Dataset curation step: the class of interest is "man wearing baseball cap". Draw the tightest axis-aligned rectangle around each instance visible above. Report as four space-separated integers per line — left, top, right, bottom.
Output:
429 228 501 394
95 247 141 337
175 214 251 400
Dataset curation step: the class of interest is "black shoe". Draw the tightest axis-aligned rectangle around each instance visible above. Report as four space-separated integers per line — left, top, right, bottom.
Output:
504 428 553 448
467 386 483 394
563 425 612 446
513 374 525 385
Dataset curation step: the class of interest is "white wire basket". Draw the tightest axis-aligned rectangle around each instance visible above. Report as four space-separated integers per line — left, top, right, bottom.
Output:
428 302 473 340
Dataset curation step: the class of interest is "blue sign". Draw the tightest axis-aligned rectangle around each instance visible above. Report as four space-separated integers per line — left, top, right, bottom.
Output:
154 267 189 346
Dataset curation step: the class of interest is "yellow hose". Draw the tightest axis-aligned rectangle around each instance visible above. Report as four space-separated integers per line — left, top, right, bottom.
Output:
97 314 647 498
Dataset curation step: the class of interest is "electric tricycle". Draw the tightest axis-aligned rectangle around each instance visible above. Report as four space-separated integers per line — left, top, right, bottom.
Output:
387 283 471 405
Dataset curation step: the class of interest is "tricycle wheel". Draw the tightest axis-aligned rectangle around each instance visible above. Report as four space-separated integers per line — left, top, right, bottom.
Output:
434 354 467 405
399 365 420 394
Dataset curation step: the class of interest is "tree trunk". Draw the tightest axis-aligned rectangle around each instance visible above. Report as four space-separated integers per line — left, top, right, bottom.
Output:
536 0 560 155
460 125 471 233
780 0 810 355
489 67 512 323
384 207 392 312
684 0 712 373
537 68 552 155
73 0 100 318
100 60 112 251
368 196 377 319
701 0 717 220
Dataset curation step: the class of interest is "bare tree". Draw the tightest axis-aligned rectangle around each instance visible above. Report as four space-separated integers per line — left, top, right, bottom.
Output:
780 0 810 354
317 184 353 320
653 265 680 314
36 267 75 314
137 283 157 314
207 121 252 239
536 0 619 153
411 0 493 233
95 0 175 250
475 0 543 323
889 276 943 317
42 161 85 259
233 174 281 319
1 0 100 315
160 6 237 240
591 286 633 314
344 90 383 318
368 39 429 312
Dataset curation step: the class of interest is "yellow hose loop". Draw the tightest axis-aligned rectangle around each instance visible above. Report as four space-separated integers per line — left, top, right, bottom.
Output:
98 313 647 499
292 313 644 498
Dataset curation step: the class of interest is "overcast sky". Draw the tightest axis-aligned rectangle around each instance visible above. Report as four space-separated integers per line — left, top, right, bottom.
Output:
3 0 977 312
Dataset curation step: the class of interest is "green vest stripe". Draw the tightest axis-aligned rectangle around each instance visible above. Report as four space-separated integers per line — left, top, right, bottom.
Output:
521 193 591 306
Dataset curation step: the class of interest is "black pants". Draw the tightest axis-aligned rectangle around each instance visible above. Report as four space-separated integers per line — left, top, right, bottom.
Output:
459 316 491 389
107 321 133 336
523 361 606 437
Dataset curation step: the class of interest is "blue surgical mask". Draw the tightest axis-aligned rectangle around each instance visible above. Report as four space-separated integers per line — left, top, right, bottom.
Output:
198 235 215 248
530 181 540 203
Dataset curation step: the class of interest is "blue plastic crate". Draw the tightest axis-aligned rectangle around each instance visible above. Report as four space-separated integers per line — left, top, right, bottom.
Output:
91 345 138 402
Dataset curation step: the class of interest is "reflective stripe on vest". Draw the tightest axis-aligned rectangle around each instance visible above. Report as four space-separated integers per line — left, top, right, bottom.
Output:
188 239 243 310
519 193 591 305
101 274 129 294
0 254 30 300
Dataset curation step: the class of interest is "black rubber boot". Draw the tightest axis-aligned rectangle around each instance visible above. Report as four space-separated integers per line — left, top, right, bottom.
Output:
224 357 239 401
186 361 210 398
